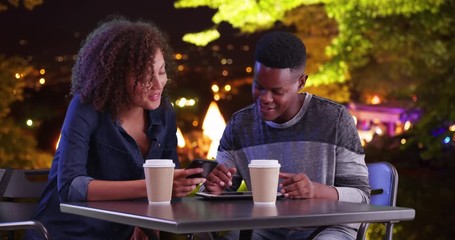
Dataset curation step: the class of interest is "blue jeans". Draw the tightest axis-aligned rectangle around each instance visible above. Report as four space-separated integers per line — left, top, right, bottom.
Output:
252 226 356 240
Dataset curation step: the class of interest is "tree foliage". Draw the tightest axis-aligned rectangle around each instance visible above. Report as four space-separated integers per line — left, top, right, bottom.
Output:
323 0 455 161
0 1 51 169
0 55 30 118
175 0 455 161
280 4 350 102
0 55 52 169
175 0 306 33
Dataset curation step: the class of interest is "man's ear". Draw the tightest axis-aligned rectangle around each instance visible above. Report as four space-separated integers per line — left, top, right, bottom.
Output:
298 74 308 90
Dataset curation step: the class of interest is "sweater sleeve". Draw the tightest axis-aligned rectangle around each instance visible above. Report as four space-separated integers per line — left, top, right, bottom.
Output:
334 107 370 203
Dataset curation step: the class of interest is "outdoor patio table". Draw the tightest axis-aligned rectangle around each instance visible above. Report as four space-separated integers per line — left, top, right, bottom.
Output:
60 197 415 234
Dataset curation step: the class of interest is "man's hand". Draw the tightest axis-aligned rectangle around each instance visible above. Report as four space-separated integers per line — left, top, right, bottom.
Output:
172 168 206 197
279 172 338 200
204 164 236 193
279 172 316 199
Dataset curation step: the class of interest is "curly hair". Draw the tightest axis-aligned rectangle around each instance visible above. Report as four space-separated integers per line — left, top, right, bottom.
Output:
254 31 306 71
71 16 175 118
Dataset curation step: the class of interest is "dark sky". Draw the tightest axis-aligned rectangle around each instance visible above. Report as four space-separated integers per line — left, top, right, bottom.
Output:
0 0 216 58
1 0 259 151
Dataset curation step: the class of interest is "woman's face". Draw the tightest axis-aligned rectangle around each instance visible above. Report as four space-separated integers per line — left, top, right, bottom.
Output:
128 49 167 110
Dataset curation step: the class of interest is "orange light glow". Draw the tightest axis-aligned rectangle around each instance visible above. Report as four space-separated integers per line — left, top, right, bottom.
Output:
55 134 61 150
370 95 381 105
202 101 226 159
176 127 186 148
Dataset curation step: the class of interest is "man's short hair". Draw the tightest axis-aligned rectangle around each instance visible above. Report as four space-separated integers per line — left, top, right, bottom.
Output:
254 31 306 69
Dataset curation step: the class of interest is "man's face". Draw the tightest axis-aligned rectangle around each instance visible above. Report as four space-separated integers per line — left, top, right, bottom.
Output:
252 62 306 123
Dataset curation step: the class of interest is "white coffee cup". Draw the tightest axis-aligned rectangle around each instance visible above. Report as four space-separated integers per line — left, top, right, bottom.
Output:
248 160 281 204
143 159 175 204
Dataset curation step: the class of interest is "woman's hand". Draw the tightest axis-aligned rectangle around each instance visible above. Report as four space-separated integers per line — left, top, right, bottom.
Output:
172 168 206 197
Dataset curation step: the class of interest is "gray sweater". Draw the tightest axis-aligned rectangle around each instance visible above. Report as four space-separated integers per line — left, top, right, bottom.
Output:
217 93 370 203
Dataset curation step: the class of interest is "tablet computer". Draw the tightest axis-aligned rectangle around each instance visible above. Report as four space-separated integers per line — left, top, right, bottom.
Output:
196 191 283 200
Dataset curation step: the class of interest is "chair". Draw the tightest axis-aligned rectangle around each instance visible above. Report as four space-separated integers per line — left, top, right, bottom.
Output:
0 168 51 240
356 161 399 240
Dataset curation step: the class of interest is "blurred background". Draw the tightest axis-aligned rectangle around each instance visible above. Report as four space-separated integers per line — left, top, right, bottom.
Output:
1 0 454 239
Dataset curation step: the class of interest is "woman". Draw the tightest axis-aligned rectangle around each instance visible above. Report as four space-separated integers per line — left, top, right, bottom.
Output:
27 17 205 239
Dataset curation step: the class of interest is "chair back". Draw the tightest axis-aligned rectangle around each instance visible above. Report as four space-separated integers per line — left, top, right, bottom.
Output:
368 162 398 207
356 162 399 240
0 169 7 195
0 168 50 239
1 169 49 200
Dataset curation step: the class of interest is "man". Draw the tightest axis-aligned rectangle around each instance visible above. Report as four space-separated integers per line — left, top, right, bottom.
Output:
204 31 370 240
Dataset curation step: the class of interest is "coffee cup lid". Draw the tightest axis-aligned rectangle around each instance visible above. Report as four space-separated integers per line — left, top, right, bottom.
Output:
248 160 281 168
143 159 175 168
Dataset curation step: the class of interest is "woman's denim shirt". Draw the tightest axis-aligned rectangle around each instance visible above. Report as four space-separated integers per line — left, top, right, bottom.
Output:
29 94 179 239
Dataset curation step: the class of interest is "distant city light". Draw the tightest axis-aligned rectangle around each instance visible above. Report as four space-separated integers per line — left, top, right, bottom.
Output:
374 126 383 135
175 53 182 60
39 69 46 75
177 65 185 71
401 138 407 144
357 129 373 143
192 120 199 127
26 119 33 126
404 121 412 131
222 70 228 76
242 45 250 51
15 73 21 79
245 67 252 73
227 59 233 64
221 58 227 65
175 97 196 108
224 84 231 91
443 136 450 144
214 94 220 101
449 124 455 132
39 78 46 85
211 84 219 93
176 98 187 107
